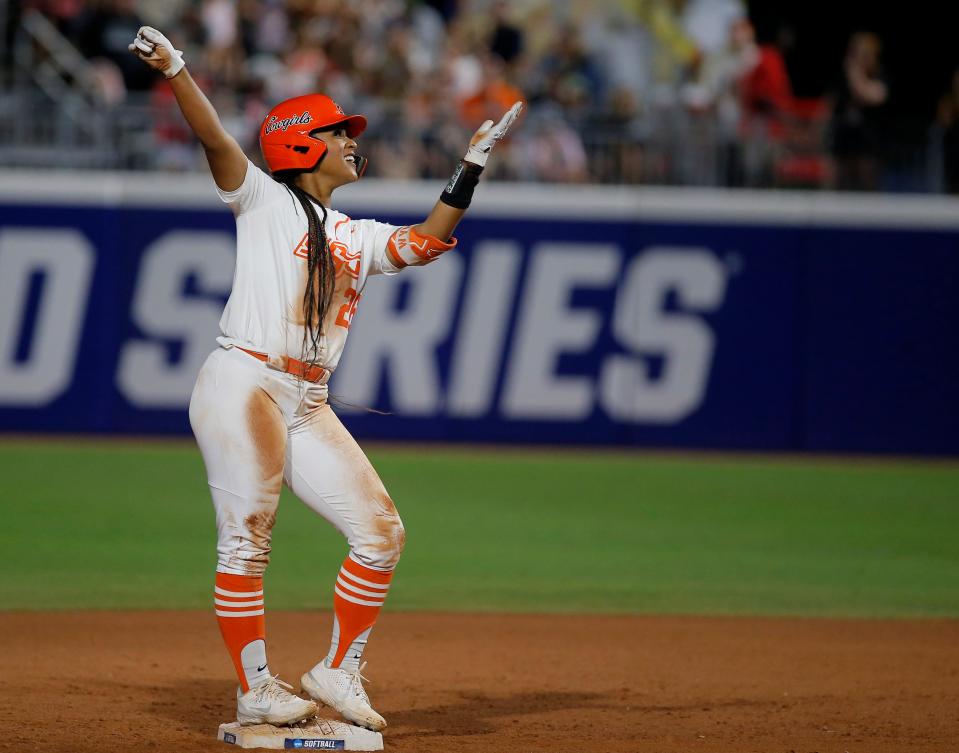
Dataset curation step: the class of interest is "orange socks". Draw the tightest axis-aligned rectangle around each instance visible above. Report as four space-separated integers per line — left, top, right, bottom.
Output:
327 555 394 671
215 560 392 685
214 572 270 692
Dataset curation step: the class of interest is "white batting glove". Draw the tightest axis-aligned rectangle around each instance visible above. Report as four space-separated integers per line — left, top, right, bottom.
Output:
464 101 524 167
128 26 185 79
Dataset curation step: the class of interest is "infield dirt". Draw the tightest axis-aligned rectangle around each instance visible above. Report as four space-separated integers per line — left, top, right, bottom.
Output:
3 611 957 753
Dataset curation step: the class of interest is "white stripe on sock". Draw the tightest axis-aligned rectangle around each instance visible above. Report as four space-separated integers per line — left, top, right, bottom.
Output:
335 576 390 599
215 608 265 617
215 586 264 598
334 585 384 607
338 569 390 591
214 597 264 607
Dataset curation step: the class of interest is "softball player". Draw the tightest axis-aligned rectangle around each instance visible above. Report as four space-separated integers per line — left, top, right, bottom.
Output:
129 27 521 731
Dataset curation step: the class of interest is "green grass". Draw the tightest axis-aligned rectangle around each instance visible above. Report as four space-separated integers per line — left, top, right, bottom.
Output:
2 440 958 617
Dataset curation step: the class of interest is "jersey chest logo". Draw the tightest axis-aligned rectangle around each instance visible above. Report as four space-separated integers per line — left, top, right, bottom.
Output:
330 242 360 280
292 233 360 280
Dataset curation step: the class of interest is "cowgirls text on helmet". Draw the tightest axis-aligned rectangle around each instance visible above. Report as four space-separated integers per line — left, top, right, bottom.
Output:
260 94 369 176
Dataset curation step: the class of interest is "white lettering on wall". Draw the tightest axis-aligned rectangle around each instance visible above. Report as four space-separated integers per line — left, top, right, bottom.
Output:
501 243 620 420
600 247 727 423
285 240 730 425
0 229 94 405
446 241 522 417
117 231 234 408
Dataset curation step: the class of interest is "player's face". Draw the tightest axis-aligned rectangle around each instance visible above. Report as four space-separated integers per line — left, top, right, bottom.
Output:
312 127 359 187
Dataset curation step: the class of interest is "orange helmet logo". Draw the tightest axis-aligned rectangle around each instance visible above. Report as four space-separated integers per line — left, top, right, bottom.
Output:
263 111 314 136
259 94 367 174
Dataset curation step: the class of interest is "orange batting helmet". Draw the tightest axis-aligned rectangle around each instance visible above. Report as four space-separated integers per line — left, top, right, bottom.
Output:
259 94 367 174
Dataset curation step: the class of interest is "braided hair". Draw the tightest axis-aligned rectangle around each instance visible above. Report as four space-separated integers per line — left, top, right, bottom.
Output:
276 174 336 366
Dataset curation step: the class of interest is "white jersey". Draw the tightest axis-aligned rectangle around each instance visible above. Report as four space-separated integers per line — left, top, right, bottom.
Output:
215 160 402 374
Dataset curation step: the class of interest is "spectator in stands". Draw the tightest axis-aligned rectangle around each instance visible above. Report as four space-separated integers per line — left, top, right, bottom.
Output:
731 18 794 185
24 0 942 190
643 0 701 95
535 23 603 125
588 85 646 183
735 20 792 131
517 104 589 183
239 0 289 58
201 0 241 83
578 1 651 115
488 1 523 66
459 52 525 134
23 0 86 38
681 0 745 60
445 33 484 103
76 0 152 93
829 31 888 191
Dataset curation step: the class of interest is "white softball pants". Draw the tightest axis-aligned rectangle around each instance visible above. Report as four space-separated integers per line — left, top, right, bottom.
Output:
188 346 405 576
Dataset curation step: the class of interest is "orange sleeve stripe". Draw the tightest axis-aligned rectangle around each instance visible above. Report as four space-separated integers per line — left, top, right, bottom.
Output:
387 226 458 266
410 228 456 253
386 234 408 268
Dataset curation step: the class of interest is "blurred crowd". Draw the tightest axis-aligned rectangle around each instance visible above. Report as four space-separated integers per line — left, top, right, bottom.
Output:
6 0 959 190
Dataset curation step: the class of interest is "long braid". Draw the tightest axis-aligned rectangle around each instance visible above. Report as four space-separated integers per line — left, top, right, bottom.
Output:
273 174 388 413
278 176 335 365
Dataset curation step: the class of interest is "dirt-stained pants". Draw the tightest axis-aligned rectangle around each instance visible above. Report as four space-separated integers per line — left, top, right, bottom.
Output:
189 346 405 576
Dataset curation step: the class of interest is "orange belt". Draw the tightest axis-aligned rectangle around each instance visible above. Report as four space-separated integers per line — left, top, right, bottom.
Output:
238 347 327 383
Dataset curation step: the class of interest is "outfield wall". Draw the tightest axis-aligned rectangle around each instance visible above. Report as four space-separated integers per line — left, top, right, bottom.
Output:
0 171 957 454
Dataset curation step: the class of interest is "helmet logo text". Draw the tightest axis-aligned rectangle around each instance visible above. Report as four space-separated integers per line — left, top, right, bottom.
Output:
264 111 314 136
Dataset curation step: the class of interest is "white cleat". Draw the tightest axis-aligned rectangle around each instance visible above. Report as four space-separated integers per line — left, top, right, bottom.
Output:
301 661 386 731
236 675 318 726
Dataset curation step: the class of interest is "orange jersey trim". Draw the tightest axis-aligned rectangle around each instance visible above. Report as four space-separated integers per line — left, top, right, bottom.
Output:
387 226 457 268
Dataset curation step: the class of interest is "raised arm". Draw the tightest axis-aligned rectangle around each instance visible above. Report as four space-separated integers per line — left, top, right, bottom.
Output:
129 27 247 191
414 102 524 242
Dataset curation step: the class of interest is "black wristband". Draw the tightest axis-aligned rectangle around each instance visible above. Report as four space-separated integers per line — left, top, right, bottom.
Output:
440 160 484 209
